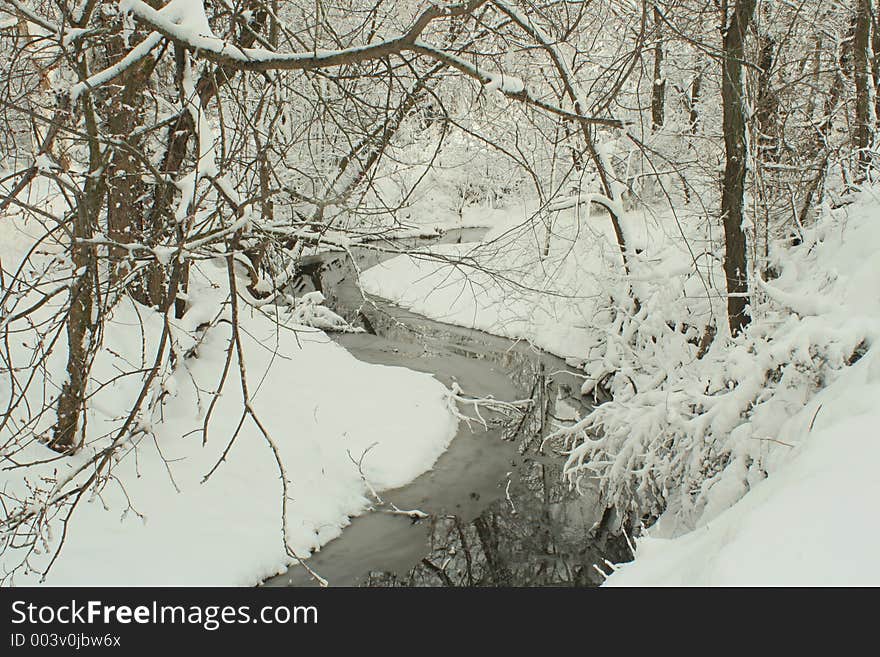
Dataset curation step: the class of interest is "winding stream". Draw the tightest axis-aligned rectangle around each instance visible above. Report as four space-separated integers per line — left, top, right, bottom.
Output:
263 230 630 587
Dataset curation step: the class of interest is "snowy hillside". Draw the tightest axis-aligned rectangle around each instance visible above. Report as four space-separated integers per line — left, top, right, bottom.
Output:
605 193 880 586
363 191 880 586
2 0 876 593
0 214 458 585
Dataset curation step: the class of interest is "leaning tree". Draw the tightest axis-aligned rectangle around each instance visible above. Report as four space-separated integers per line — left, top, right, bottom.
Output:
0 0 632 581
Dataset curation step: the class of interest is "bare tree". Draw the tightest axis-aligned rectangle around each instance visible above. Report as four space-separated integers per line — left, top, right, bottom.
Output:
854 0 875 178
720 0 758 336
0 0 630 581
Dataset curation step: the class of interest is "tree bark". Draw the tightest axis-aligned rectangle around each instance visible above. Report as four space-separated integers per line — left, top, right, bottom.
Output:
651 7 666 131
754 34 778 162
689 72 702 134
51 95 104 450
854 0 875 178
104 20 155 301
720 0 757 337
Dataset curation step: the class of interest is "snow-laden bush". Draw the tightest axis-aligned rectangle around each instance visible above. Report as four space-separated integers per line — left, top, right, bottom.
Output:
287 291 363 333
556 192 880 533
360 180 878 536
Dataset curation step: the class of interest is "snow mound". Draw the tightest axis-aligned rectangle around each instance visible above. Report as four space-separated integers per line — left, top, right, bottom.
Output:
605 192 880 586
0 233 457 585
288 291 364 333
363 187 880 586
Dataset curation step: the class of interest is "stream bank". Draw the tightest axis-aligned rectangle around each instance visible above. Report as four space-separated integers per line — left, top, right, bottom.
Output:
263 231 631 586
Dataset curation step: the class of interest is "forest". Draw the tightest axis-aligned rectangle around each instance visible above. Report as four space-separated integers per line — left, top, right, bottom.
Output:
0 0 878 587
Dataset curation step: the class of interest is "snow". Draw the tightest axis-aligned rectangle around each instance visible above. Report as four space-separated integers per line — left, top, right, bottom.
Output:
180 52 218 180
484 72 525 94
606 351 880 586
601 192 880 587
288 291 364 333
0 209 458 586
70 32 164 102
5 0 874 591
120 0 213 40
119 0 407 69
362 186 880 587
360 201 654 360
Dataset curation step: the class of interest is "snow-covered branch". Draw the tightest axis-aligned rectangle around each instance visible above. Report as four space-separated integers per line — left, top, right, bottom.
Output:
120 0 489 71
70 31 164 102
409 41 625 128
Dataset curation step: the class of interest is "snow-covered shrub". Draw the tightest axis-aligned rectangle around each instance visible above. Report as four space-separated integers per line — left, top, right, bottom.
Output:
556 191 880 533
287 291 363 333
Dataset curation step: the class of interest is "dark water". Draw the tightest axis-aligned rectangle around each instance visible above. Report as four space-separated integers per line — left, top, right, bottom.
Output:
263 231 630 587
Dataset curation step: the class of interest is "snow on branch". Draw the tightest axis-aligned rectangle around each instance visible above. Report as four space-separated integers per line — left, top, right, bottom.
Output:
548 193 625 220
119 0 489 71
756 274 834 317
117 0 623 128
2 0 59 36
552 203 875 532
446 382 532 431
70 32 164 102
492 1 591 115
410 41 625 128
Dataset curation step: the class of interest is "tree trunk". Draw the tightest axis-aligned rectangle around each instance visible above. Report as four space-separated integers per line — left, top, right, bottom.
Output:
52 198 99 450
104 22 155 301
854 0 875 178
143 9 268 315
754 35 778 162
720 0 757 337
651 7 666 131
689 72 702 134
51 102 104 450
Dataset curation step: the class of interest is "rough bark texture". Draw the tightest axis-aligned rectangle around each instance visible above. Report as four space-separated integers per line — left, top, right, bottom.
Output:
651 7 666 131
52 199 98 450
754 35 779 162
689 72 702 134
854 0 874 178
135 11 267 316
52 107 103 450
104 20 155 300
720 0 758 337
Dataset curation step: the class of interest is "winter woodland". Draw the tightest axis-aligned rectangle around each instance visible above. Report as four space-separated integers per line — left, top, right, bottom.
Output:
1 0 879 586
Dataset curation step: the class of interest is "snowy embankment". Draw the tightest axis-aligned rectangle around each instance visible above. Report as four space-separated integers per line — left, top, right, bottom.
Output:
1 216 457 586
362 192 880 586
360 201 651 360
604 194 880 586
605 358 880 585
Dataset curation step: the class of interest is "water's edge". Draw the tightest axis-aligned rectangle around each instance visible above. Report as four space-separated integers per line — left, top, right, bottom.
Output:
263 232 630 587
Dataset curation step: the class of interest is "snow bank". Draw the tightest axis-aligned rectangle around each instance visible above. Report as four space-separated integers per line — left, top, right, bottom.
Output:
363 187 880 586
360 200 680 360
361 237 595 359
604 193 880 586
606 348 880 586
1 217 457 585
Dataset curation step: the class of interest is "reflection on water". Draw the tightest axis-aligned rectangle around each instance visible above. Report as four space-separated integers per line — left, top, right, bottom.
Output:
267 232 631 587
362 379 633 588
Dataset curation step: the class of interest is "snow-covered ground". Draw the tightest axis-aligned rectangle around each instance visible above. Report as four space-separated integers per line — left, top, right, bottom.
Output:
605 192 880 586
362 191 880 586
361 201 657 360
5 164 879 585
0 213 458 586
605 352 880 585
